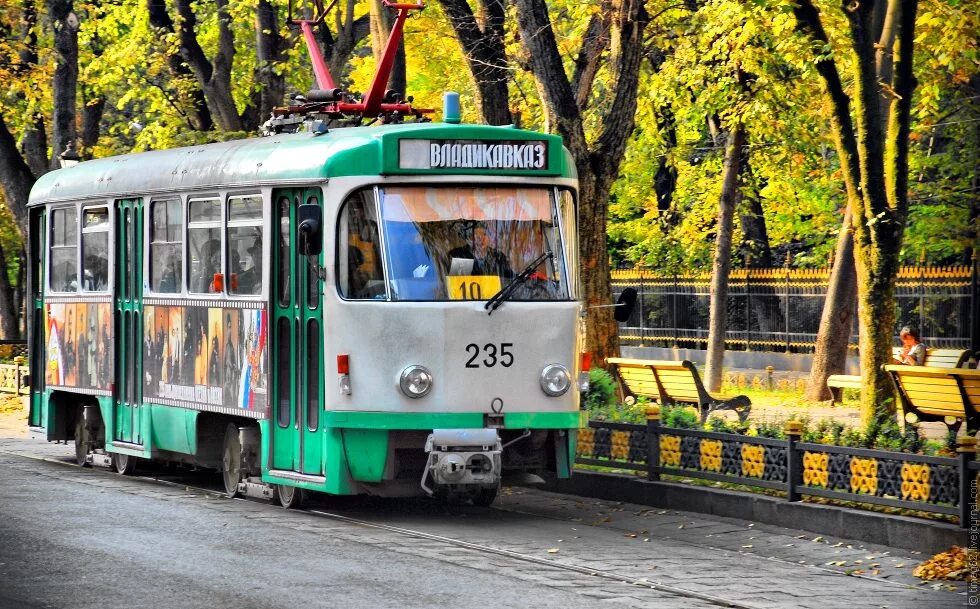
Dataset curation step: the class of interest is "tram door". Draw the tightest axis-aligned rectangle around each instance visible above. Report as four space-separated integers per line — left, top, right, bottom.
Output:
113 199 143 445
28 208 45 427
271 188 324 475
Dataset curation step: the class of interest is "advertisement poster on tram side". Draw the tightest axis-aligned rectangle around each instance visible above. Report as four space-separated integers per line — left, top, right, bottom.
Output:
143 305 267 414
45 302 112 391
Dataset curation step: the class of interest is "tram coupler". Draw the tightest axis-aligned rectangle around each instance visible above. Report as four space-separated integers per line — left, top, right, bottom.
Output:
87 452 113 469
238 477 276 501
420 429 501 497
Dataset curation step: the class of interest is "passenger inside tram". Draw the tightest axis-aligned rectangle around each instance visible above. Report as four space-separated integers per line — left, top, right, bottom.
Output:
194 239 221 293
235 241 262 295
448 225 513 278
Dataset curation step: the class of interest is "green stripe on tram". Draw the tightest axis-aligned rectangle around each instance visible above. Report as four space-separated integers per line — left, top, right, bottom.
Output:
321 410 583 430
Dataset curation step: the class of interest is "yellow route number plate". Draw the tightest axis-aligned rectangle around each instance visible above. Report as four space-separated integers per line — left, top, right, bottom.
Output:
447 275 502 301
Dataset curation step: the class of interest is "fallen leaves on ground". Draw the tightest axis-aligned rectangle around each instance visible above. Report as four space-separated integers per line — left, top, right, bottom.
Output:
0 395 23 414
912 546 977 582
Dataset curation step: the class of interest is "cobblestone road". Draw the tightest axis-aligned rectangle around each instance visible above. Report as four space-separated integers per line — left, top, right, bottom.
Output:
0 431 969 609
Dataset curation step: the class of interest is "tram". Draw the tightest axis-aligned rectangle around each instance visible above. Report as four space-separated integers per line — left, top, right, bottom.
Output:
26 0 594 507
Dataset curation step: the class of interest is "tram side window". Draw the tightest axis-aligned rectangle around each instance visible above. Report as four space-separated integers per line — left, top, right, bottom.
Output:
337 191 383 299
149 199 183 293
188 198 222 294
227 195 263 296
81 207 110 292
49 207 78 292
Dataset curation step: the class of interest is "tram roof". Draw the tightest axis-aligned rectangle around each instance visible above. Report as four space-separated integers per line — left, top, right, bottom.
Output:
28 122 576 206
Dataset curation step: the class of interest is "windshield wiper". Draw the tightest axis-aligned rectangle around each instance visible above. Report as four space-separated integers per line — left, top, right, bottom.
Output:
485 251 553 315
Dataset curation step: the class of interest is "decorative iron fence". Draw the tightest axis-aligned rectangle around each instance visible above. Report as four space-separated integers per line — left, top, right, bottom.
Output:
0 341 29 396
576 411 978 527
0 363 29 395
611 261 978 353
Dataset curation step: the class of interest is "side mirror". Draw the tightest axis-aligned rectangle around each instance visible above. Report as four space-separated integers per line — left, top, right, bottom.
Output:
298 204 322 255
613 287 637 323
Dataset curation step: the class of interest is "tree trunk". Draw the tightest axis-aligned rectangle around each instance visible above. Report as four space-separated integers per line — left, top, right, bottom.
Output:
0 243 19 339
704 124 746 392
514 0 646 366
146 0 214 131
16 1 48 175
80 98 105 155
0 117 35 238
255 0 286 122
173 0 243 132
48 0 79 169
653 104 678 228
805 212 857 401
319 1 371 83
438 0 512 125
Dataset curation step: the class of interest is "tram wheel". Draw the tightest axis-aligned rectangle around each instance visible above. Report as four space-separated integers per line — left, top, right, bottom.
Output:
74 417 90 467
471 487 498 507
113 453 137 475
221 423 242 498
275 484 304 509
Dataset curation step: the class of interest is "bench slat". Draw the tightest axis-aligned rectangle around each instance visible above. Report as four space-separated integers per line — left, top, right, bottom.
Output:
897 381 961 395
917 406 968 417
905 389 963 405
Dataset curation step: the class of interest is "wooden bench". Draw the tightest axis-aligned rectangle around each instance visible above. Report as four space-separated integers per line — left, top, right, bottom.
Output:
827 348 971 400
606 358 751 423
883 365 980 431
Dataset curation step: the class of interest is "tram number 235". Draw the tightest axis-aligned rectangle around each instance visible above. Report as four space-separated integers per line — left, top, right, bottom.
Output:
465 343 514 368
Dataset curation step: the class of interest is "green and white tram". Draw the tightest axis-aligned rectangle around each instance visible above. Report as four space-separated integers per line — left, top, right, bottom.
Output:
26 117 589 506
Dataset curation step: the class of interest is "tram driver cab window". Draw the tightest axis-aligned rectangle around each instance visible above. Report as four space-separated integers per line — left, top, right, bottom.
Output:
338 191 383 299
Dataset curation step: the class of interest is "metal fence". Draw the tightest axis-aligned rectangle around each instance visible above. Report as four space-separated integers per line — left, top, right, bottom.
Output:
611 261 978 353
576 414 978 527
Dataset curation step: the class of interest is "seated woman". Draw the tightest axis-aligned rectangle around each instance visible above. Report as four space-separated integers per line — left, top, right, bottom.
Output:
894 326 926 365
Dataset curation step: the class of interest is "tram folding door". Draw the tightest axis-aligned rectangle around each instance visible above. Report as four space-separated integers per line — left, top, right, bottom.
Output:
28 207 45 427
113 199 143 446
270 188 325 476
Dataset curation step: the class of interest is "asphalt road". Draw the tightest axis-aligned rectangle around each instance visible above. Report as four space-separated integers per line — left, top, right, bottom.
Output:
0 451 610 609
0 434 969 609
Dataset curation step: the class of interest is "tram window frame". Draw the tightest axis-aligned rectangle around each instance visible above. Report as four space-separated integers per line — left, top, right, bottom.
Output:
187 197 223 295
335 189 385 300
80 205 111 293
30 210 44 298
305 194 321 309
555 188 579 300
226 194 264 297
48 205 79 293
148 198 184 294
277 196 291 307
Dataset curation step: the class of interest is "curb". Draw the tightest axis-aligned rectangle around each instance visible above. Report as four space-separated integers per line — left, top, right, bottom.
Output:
544 470 968 555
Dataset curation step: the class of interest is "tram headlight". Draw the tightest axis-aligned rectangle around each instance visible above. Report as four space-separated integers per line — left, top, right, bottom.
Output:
400 365 433 399
540 364 571 397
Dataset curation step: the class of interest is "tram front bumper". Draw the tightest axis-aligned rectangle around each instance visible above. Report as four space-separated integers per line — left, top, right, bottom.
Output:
421 429 501 495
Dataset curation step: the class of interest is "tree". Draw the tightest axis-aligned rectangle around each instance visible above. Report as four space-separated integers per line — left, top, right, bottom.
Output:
48 0 79 169
146 0 214 132
704 123 745 390
169 0 244 132
437 0 512 125
792 0 921 425
514 0 647 365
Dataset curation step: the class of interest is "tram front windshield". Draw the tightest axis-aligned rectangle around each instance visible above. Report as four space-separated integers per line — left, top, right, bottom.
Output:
375 186 571 302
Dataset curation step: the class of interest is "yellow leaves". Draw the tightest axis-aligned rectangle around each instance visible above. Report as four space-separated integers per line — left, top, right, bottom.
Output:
912 546 977 582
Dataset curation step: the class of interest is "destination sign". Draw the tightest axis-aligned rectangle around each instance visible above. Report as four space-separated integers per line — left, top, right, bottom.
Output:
398 139 549 171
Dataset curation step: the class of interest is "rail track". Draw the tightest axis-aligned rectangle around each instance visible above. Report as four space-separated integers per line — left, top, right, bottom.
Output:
9 447 761 609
